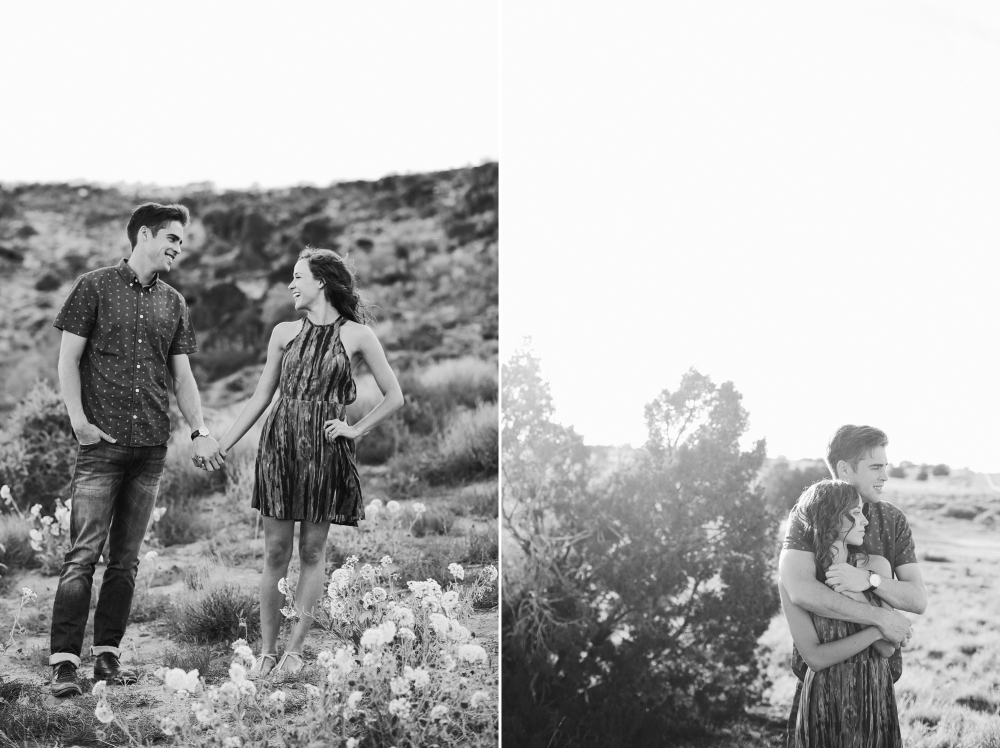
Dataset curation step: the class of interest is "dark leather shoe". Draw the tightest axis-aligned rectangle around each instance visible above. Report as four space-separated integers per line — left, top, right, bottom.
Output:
50 662 82 697
93 653 137 685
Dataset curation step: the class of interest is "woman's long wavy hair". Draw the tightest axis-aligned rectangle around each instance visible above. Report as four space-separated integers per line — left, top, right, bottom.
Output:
790 479 865 575
299 247 376 325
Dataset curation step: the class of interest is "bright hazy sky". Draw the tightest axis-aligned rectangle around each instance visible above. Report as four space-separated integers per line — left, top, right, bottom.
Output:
0 2 498 188
502 1 1000 473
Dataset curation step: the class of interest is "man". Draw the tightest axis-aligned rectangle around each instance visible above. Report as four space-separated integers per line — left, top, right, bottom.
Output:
778 424 927 742
48 203 225 696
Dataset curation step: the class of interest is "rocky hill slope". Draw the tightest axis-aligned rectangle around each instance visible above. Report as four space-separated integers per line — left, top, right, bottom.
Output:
0 163 497 414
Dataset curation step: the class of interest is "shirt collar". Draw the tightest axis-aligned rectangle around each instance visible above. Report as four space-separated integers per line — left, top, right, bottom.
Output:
117 258 158 289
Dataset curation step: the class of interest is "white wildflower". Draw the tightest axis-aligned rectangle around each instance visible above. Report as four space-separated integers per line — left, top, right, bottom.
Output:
391 605 415 628
430 703 449 721
280 606 298 619
304 684 321 699
457 644 488 664
386 500 401 514
92 680 107 697
152 506 167 522
0 485 10 500
40 515 53 526
412 502 427 514
372 586 387 602
398 627 416 641
441 589 460 614
29 503 41 517
483 565 499 583
359 563 376 582
378 619 397 643
218 682 240 704
269 690 287 704
347 690 364 709
449 621 472 642
20 588 37 604
94 701 115 724
236 679 257 697
440 652 457 671
158 716 180 735
471 690 492 707
191 700 214 725
229 662 248 683
390 676 411 696
346 739 359 748
380 555 392 566
317 650 334 668
277 577 290 595
428 613 450 637
49 524 61 536
360 627 384 650
223 738 243 748
362 592 375 608
144 551 158 561
388 698 411 718
448 563 465 580
404 666 431 688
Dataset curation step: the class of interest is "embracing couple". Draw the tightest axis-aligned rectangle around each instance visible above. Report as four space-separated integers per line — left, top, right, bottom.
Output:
779 425 927 747
47 203 402 696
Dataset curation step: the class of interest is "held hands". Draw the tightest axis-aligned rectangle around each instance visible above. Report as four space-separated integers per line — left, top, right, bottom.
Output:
324 418 360 444
824 563 872 594
73 420 116 446
192 436 226 471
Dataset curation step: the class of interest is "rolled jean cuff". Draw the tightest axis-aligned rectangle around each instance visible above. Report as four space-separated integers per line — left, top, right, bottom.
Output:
49 652 81 667
91 645 122 657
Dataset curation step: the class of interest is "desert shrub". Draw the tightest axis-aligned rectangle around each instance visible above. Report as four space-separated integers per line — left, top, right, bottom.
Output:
917 468 929 481
761 460 830 515
889 465 907 478
410 507 456 537
943 503 982 520
503 351 779 747
356 418 408 465
397 357 497 437
155 441 224 546
0 514 36 571
458 482 498 518
422 403 498 486
170 583 261 644
462 521 499 565
0 379 77 515
162 644 218 675
129 590 173 623
932 463 951 477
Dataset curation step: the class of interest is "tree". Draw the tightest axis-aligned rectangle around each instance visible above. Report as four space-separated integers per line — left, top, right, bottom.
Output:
762 460 831 513
502 360 780 747
932 463 950 477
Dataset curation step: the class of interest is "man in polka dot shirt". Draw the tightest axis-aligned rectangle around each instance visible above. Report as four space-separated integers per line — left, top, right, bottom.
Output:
48 203 226 697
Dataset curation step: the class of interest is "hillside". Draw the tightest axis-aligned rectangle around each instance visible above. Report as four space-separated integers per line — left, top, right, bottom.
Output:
0 163 498 414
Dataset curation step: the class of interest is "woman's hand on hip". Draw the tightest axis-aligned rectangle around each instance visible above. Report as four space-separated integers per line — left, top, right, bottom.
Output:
324 418 360 443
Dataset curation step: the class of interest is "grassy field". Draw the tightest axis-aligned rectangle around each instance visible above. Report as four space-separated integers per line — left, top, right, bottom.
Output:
0 410 498 747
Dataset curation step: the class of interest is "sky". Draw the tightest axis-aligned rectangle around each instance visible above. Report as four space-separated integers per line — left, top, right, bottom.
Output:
0 2 498 188
501 1 1000 473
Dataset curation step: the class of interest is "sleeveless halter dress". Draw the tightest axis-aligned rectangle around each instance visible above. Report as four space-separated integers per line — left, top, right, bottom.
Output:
794 589 903 748
252 316 364 525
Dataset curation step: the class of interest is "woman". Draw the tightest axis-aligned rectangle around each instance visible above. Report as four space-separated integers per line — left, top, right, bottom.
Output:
779 480 902 748
216 247 403 676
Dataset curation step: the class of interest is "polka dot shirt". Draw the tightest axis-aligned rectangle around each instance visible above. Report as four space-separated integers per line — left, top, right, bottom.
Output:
53 258 199 447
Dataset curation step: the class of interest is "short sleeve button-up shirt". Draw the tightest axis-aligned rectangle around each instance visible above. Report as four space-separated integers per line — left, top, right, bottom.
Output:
53 258 198 446
782 498 918 682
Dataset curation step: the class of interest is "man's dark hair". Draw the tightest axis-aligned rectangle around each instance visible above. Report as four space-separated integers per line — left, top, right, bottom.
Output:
126 203 190 249
825 424 888 477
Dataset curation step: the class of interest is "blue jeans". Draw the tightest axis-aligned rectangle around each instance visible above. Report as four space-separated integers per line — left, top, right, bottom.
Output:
49 441 167 666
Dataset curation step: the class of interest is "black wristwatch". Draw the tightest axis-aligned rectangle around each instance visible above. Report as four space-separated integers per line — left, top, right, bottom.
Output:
191 427 210 441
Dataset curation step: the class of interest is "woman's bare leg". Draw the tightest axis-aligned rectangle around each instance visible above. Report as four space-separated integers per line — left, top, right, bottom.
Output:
283 520 332 657
259 517 296 670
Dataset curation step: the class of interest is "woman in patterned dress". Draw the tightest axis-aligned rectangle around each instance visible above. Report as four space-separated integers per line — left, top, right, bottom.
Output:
217 248 403 676
779 480 903 748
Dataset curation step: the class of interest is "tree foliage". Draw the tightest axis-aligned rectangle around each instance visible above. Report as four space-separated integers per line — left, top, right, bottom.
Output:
762 460 831 514
502 355 780 747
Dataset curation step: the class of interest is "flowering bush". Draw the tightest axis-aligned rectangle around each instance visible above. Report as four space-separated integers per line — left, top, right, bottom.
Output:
91 555 499 747
0 586 37 674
